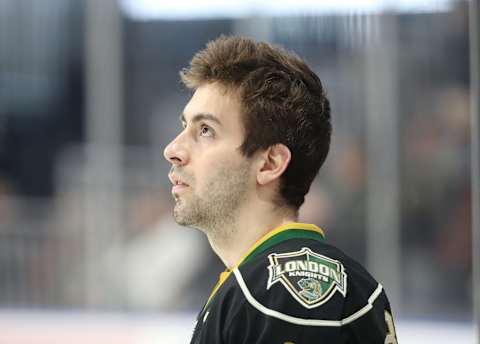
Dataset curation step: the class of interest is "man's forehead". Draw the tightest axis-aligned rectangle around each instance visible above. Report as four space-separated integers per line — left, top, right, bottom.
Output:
179 112 223 127
182 83 242 124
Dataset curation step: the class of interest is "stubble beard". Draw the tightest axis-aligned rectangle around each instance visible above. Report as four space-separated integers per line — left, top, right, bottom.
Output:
172 160 251 241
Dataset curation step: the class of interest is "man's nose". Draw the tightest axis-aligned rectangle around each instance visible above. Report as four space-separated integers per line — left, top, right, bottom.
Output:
163 133 189 166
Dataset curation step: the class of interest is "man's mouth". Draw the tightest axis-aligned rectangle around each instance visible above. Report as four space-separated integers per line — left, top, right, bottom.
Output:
172 183 189 193
169 173 190 193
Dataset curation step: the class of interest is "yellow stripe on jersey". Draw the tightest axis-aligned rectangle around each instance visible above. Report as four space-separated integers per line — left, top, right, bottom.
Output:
204 222 325 309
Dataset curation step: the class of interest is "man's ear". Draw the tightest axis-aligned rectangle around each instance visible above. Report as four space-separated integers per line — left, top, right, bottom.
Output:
257 144 291 186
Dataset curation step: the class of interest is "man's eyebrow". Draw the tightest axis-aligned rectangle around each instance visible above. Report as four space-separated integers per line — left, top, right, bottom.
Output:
179 113 223 127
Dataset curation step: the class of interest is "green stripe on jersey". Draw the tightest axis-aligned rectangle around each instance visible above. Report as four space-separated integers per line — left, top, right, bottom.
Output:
240 229 325 267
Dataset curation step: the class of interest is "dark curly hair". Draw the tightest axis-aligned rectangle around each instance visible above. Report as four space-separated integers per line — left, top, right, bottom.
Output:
180 35 331 211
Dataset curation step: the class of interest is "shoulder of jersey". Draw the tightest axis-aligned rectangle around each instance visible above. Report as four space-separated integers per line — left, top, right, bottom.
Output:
233 238 385 326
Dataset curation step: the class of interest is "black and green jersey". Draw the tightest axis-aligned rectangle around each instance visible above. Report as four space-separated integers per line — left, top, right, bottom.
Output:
190 223 398 344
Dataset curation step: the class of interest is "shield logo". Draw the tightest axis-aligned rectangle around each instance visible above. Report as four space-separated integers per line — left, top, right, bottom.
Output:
267 247 347 309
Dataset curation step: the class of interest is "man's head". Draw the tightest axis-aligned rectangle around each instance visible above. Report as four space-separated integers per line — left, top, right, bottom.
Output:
164 36 331 231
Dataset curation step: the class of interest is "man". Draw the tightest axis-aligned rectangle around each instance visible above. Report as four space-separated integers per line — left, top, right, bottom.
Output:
164 35 398 343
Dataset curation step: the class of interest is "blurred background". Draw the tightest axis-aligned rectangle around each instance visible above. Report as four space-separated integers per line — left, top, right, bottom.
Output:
0 0 476 342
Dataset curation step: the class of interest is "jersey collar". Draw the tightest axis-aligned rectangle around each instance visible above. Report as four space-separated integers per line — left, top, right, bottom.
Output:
204 222 325 310
237 222 325 267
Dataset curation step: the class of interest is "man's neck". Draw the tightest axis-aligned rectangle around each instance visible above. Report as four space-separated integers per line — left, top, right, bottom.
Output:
206 206 297 269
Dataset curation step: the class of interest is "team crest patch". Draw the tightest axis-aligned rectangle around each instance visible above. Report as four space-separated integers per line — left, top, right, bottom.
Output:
267 247 347 308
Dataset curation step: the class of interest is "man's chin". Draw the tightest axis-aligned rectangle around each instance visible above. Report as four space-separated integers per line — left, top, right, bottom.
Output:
173 206 186 225
173 208 208 233
173 206 193 227
173 217 189 226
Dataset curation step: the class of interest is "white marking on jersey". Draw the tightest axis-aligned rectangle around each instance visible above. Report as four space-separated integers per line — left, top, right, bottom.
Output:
233 268 383 327
203 310 210 323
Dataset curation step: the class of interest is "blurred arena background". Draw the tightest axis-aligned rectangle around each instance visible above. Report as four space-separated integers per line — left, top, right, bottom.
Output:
0 0 478 342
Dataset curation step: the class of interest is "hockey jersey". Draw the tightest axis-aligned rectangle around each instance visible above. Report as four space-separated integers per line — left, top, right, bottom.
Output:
190 222 398 344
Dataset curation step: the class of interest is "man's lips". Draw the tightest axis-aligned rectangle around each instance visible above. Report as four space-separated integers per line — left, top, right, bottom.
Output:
172 183 189 194
169 173 190 194
168 173 190 187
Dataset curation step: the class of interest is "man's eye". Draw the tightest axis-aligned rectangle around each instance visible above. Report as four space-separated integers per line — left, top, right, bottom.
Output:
200 125 214 137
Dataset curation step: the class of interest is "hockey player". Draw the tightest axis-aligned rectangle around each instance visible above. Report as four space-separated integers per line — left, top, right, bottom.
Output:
164 35 398 343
